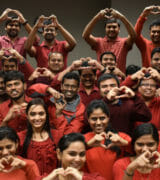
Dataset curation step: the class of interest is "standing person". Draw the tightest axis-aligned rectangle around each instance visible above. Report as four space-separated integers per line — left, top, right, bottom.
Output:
113 123 160 180
37 133 105 180
0 71 32 132
82 8 136 73
135 5 160 67
0 126 40 180
84 99 131 180
25 15 76 68
18 98 63 175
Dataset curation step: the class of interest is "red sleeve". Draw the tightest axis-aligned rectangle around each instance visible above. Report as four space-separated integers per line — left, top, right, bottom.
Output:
50 74 61 92
27 83 49 96
83 172 105 180
120 75 138 88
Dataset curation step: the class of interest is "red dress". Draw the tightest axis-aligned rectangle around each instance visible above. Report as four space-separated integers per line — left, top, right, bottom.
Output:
84 132 131 180
18 129 63 175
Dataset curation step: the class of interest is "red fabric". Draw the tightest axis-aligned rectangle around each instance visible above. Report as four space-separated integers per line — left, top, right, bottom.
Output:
84 132 131 180
113 157 160 180
135 16 160 67
49 101 85 134
79 84 101 107
103 96 151 135
18 129 62 175
0 96 32 132
34 39 68 69
93 36 130 73
0 156 40 180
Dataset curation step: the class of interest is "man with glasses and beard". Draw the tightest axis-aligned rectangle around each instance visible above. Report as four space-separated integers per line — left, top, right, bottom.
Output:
0 71 32 132
25 15 76 69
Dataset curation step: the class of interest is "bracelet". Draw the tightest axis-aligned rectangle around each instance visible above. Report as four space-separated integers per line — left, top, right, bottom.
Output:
19 57 26 65
101 67 106 74
22 20 28 26
124 170 134 177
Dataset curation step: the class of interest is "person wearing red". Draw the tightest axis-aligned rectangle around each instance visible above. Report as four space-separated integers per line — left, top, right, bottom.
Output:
84 99 131 180
0 126 40 180
98 73 151 134
135 5 160 67
25 15 76 69
28 72 85 135
18 98 63 175
37 133 105 180
0 71 32 132
82 8 136 73
113 123 160 180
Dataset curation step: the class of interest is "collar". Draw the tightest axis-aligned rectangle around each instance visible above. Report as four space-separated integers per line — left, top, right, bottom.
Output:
8 95 32 107
104 36 120 42
40 39 58 47
79 83 99 93
2 35 19 43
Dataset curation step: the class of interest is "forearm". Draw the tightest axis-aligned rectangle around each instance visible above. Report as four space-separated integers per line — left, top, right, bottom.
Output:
135 15 146 36
57 65 73 81
57 24 76 50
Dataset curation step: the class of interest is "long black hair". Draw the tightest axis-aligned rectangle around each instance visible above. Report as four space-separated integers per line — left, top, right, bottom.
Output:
22 98 53 157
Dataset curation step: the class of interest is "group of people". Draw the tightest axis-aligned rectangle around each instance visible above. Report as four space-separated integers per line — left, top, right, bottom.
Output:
0 4 159 180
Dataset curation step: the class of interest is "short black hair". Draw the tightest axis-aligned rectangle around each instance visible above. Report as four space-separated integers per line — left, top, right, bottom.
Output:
4 70 25 84
151 47 160 59
126 65 141 76
62 72 80 87
58 133 86 152
105 18 120 28
100 51 116 62
98 73 120 88
149 19 160 30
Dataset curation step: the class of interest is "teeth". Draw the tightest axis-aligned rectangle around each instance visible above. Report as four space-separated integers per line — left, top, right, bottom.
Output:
11 91 18 95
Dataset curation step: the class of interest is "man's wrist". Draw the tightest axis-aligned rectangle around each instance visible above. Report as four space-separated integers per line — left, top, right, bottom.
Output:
22 20 28 26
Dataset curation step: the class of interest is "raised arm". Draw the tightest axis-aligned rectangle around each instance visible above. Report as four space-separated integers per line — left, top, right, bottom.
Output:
82 9 108 48
111 8 136 49
51 15 76 51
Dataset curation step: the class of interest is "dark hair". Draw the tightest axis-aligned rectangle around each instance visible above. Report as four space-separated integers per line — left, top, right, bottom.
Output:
105 18 120 28
131 123 159 155
1 57 18 66
62 72 80 87
126 65 141 76
151 47 160 58
4 71 25 84
0 71 6 79
98 73 120 88
78 61 97 76
149 19 160 30
58 133 86 152
22 98 53 157
100 51 116 62
87 99 110 118
0 126 19 143
5 16 21 27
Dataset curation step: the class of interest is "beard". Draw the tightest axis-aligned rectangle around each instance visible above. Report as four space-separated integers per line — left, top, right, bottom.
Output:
7 30 18 38
44 33 54 43
10 91 24 101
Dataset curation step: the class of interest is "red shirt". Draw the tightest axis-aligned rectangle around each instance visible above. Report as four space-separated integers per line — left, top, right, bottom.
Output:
93 36 130 73
113 157 160 180
0 156 40 180
0 96 32 132
84 132 131 180
34 39 68 68
135 16 160 67
79 84 101 107
18 129 63 175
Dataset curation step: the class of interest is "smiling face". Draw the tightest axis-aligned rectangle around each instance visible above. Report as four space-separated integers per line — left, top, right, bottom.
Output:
5 21 20 38
27 105 46 130
138 79 157 100
105 22 120 40
101 54 116 68
43 25 57 42
134 134 158 157
150 26 160 44
57 141 86 170
5 79 26 100
0 138 17 159
151 52 160 72
88 108 109 134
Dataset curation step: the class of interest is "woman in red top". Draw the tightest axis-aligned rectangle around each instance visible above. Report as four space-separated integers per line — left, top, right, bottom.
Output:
113 123 160 180
0 126 40 180
84 99 131 180
18 98 63 175
38 132 105 180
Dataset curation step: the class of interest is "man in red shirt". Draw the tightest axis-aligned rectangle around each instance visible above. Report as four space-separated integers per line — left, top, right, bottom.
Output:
82 8 136 73
25 15 76 69
135 5 160 67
